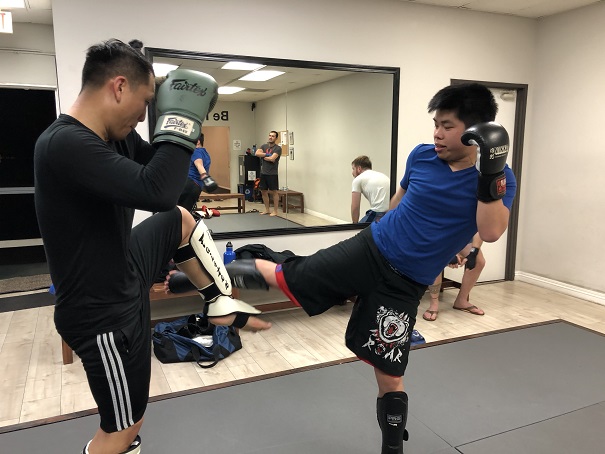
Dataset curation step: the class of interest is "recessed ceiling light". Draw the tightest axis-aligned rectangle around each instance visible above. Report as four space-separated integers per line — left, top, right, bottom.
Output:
218 86 245 95
153 63 179 77
0 1 25 8
222 62 265 71
239 70 284 82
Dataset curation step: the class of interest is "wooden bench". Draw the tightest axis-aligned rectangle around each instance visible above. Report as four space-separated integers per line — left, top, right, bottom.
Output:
269 190 304 213
61 284 198 365
197 193 245 213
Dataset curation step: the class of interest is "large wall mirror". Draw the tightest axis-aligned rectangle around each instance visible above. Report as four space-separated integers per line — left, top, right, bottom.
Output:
146 48 400 240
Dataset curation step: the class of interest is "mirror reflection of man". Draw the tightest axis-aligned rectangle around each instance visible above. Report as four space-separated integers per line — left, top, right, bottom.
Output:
351 155 390 223
255 130 282 216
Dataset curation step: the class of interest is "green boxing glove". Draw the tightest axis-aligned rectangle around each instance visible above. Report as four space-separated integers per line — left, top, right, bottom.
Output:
153 69 219 152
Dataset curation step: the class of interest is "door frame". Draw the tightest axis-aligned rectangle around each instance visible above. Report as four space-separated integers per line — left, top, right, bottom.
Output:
201 125 231 191
451 79 528 281
0 85 59 265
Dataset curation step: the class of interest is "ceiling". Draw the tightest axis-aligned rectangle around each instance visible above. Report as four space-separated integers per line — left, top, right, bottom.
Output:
2 0 601 24
396 0 601 18
152 55 361 103
3 0 601 102
1 0 52 24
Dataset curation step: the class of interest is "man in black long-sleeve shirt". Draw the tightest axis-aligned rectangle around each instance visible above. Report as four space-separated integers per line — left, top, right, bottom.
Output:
34 39 270 454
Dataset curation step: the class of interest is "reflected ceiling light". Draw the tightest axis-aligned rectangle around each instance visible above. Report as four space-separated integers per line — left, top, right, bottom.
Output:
218 86 245 95
239 70 284 82
152 62 179 77
0 1 25 7
222 62 265 71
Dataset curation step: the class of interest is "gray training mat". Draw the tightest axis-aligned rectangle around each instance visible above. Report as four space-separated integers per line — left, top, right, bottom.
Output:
1 321 604 454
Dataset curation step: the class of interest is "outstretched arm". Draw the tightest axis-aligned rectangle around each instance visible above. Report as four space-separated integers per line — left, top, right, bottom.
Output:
193 158 207 176
351 191 362 223
192 156 218 192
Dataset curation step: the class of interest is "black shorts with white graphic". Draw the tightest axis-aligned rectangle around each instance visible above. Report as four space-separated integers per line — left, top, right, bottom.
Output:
280 227 427 376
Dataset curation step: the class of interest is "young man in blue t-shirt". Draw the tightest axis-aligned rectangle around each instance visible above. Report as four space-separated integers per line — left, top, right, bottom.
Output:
226 83 517 453
177 133 218 211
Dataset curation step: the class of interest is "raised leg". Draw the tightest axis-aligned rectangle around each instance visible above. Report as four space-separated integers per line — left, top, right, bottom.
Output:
174 211 271 331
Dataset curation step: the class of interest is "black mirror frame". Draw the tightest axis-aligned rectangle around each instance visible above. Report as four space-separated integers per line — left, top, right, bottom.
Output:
145 47 400 241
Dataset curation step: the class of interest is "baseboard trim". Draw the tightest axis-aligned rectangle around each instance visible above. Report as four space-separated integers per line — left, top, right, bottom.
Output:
303 208 347 225
515 271 605 307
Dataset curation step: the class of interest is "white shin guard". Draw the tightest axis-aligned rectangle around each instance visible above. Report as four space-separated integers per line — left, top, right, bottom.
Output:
173 220 260 318
207 295 261 317
189 219 232 296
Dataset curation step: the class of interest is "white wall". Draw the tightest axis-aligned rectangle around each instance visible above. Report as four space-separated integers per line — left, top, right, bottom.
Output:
518 2 605 293
0 22 54 53
281 72 392 222
213 229 360 260
0 22 56 87
203 99 257 191
7 0 603 297
253 72 393 222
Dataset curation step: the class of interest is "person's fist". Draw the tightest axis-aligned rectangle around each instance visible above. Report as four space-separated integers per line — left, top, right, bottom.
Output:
153 69 218 152
461 122 509 202
200 173 218 192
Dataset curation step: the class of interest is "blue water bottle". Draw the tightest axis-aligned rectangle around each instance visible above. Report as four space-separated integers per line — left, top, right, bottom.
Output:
223 241 236 264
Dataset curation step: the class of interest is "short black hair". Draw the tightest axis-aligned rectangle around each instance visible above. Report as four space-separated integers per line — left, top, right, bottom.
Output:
427 83 498 128
81 38 154 90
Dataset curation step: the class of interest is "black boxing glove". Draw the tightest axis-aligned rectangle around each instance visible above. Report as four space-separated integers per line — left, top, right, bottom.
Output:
168 271 197 293
461 122 509 203
200 173 218 192
465 247 479 271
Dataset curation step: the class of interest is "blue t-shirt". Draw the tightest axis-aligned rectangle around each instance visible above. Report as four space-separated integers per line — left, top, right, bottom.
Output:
188 147 211 187
371 144 516 285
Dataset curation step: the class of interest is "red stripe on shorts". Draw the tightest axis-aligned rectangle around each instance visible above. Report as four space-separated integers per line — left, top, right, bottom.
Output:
275 264 301 308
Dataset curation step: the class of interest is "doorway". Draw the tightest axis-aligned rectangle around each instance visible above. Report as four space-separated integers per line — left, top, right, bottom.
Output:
201 126 231 192
0 86 57 269
445 80 528 283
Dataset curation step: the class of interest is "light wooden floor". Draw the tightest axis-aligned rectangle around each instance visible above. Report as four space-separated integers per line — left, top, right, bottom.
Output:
1 280 605 429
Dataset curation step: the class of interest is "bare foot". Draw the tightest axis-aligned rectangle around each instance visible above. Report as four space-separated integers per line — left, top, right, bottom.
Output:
270 212 278 217
209 314 272 332
260 211 270 215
